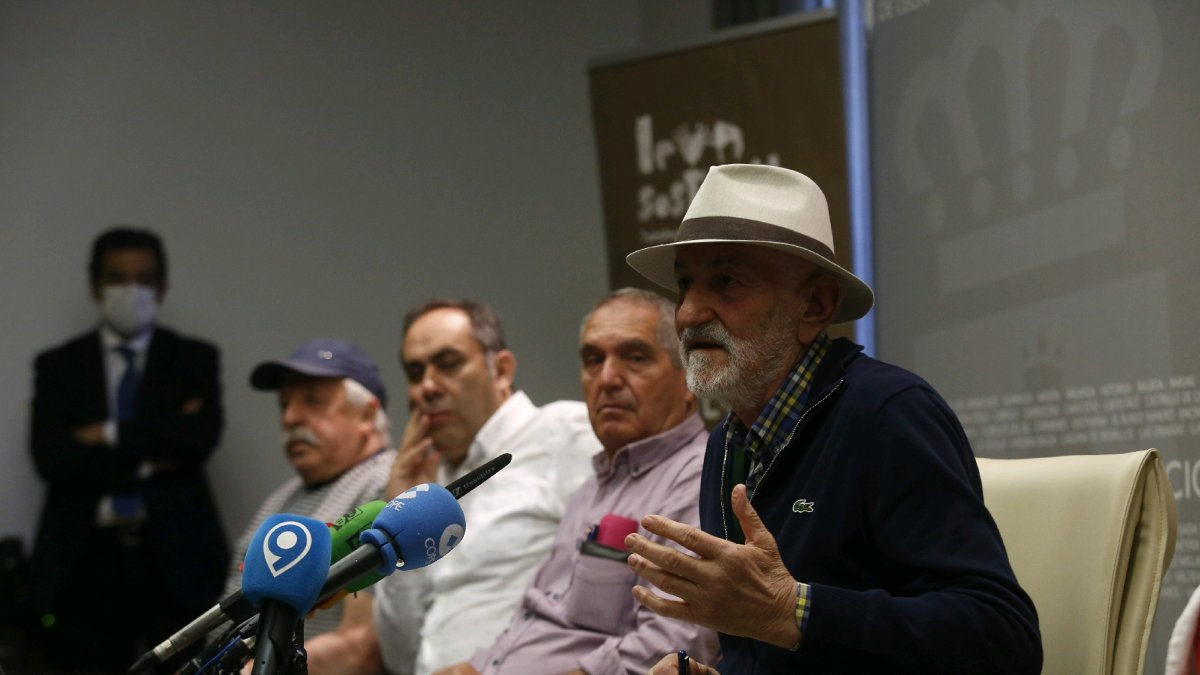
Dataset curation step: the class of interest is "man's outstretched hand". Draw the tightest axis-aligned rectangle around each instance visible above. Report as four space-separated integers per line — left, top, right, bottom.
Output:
626 484 800 649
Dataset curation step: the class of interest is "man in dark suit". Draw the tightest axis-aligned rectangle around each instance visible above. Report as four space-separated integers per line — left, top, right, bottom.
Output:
27 227 228 673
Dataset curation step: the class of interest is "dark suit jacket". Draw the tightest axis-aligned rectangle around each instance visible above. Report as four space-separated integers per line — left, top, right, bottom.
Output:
28 326 229 614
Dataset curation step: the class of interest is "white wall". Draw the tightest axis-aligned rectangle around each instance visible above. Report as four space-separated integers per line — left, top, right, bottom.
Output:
0 1 711 551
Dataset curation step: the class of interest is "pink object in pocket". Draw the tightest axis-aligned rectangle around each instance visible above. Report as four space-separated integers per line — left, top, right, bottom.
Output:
596 513 639 551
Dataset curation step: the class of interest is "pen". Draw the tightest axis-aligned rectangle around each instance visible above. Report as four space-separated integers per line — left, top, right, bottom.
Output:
677 649 689 675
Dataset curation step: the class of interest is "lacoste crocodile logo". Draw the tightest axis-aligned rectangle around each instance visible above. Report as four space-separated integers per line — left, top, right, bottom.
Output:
792 499 815 514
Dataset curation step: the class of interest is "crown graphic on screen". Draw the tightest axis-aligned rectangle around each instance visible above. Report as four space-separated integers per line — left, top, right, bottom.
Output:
889 0 1163 295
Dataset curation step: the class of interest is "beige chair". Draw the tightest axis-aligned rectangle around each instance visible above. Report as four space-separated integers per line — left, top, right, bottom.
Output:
977 449 1177 675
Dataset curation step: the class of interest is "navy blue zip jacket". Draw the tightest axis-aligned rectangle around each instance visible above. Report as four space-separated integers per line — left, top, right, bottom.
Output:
699 338 1042 674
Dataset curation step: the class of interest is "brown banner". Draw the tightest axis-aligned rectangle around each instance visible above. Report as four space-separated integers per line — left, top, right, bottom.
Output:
588 15 851 294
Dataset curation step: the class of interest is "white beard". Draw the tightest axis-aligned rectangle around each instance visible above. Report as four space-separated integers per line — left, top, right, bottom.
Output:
679 308 799 413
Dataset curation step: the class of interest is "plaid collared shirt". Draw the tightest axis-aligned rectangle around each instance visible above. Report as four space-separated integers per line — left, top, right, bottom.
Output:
724 332 829 650
725 332 830 498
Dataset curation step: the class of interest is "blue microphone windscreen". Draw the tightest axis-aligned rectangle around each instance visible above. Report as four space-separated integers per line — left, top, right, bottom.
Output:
361 483 466 573
242 513 332 612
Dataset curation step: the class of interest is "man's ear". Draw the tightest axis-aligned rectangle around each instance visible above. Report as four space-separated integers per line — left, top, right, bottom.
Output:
796 275 841 343
357 398 381 436
492 349 517 394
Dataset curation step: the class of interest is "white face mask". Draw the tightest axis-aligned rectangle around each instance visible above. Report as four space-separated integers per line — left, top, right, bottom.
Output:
100 284 158 338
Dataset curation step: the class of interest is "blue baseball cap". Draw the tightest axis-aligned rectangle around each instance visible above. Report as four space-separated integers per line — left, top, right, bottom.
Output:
250 338 388 408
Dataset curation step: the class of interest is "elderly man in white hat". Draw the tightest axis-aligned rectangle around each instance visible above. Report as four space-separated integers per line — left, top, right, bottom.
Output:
622 164 1042 674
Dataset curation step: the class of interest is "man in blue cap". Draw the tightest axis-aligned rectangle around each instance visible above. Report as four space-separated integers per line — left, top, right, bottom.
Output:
218 338 396 674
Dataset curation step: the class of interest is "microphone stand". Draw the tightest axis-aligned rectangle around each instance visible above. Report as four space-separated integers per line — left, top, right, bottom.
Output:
182 615 314 675
249 604 300 675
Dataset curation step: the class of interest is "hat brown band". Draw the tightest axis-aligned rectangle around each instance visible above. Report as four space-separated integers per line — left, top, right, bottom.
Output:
677 217 835 260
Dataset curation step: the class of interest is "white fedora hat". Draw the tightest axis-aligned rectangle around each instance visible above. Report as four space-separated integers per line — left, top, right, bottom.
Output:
625 164 873 324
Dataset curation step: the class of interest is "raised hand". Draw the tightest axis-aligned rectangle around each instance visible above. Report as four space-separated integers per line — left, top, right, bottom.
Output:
626 484 800 649
385 409 441 498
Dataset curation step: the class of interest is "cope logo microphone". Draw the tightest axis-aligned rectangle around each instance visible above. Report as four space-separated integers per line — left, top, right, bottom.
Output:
427 522 465 566
262 520 315 577
392 484 465 566
389 483 432 507
361 482 466 573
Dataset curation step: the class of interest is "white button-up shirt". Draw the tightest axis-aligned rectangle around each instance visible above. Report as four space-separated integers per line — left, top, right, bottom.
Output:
375 391 599 675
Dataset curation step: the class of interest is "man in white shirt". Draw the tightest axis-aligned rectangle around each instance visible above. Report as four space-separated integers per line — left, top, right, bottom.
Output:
373 299 599 675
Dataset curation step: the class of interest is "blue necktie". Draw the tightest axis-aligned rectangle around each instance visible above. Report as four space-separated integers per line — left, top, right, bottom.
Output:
116 346 140 422
113 346 145 520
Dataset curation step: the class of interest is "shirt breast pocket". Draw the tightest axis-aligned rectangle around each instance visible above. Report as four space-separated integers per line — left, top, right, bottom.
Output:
564 547 637 635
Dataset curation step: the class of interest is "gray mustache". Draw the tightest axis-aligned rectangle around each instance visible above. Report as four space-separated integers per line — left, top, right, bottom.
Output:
283 426 320 447
679 322 732 349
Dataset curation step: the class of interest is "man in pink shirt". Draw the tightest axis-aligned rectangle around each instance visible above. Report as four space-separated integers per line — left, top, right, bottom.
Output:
436 288 719 675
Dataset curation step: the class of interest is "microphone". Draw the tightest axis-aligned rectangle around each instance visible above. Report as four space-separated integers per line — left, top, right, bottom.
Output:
176 503 387 675
361 483 465 573
313 500 389 608
445 452 511 500
319 482 466 598
186 485 466 674
241 514 331 675
129 587 255 673
315 452 507 598
306 454 505 608
130 455 508 674
133 503 383 674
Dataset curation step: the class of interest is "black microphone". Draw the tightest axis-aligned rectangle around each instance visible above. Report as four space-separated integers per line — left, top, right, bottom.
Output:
129 453 511 674
446 452 511 500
